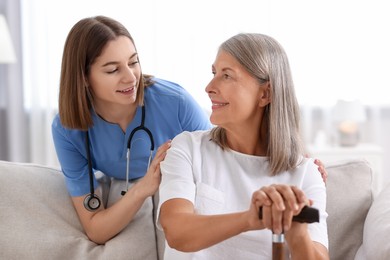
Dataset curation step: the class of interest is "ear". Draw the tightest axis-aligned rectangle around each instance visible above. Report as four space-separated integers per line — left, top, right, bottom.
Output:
258 82 271 108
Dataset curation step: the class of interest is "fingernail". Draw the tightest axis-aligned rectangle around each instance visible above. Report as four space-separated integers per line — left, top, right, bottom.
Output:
274 227 282 234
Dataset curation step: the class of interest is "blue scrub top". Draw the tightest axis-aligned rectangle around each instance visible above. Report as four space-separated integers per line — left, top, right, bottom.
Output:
52 78 212 196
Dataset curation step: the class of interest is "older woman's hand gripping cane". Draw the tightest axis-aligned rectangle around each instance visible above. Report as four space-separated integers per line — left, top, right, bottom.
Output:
259 206 319 260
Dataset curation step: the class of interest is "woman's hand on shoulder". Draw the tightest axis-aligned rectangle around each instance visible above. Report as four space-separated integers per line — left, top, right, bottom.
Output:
314 158 327 184
136 140 171 197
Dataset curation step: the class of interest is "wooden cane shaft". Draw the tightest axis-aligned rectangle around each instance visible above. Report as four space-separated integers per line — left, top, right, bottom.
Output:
272 234 285 260
272 242 285 260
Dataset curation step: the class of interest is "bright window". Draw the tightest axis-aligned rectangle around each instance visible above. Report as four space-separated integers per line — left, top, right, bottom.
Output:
21 0 390 111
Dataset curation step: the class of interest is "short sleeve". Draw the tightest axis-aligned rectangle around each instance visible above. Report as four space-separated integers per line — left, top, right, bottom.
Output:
51 115 97 196
157 132 196 229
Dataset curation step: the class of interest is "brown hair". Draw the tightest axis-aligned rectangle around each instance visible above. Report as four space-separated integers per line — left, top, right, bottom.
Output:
210 33 304 175
58 16 153 130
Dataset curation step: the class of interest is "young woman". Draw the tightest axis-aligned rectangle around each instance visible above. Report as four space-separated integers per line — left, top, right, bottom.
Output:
158 33 329 259
51 15 212 251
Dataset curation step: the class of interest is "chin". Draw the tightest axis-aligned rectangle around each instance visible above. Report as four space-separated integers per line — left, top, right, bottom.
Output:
209 115 220 126
128 94 137 104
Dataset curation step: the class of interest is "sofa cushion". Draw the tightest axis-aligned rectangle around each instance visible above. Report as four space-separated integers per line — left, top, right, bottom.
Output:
325 159 374 260
0 160 159 260
354 182 390 260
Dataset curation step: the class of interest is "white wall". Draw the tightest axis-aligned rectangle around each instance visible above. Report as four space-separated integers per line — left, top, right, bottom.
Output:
22 0 390 109
15 0 390 186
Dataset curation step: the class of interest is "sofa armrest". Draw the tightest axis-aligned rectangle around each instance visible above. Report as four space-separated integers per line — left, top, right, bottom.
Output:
355 181 390 260
0 160 159 259
326 159 374 260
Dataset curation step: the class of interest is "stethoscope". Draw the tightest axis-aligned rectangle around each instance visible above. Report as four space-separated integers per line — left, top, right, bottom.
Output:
84 106 155 211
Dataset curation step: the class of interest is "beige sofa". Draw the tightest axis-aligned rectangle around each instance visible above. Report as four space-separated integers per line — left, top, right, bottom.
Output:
0 159 389 259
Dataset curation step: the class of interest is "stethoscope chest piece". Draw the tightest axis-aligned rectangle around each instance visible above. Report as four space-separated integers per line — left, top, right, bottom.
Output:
84 131 102 211
83 193 101 212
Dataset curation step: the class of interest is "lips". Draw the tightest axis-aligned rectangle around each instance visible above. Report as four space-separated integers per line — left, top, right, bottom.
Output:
116 86 134 93
211 100 228 109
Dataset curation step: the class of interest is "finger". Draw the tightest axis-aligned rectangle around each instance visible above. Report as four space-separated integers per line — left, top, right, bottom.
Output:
320 167 328 182
261 205 273 230
151 141 171 166
260 186 286 234
253 190 272 230
290 186 309 210
272 185 306 232
273 185 299 212
252 189 272 207
282 205 294 232
271 203 284 234
314 158 323 167
261 185 285 211
155 140 171 156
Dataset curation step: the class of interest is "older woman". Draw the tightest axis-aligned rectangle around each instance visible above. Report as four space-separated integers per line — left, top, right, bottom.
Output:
158 33 329 260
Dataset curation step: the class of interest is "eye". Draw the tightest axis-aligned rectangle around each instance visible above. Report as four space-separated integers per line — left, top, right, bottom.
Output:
129 60 139 67
107 68 118 74
223 74 230 79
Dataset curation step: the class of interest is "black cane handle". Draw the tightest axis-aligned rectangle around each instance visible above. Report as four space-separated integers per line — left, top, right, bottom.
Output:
259 205 319 223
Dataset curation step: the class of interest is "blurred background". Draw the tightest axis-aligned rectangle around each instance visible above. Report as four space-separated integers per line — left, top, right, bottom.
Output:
1 0 389 191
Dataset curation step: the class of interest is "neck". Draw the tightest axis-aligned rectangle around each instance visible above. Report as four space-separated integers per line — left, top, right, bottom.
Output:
225 128 266 156
223 111 267 156
94 103 138 132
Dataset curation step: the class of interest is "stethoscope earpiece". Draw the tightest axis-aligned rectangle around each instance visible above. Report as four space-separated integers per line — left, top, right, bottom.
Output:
83 193 101 212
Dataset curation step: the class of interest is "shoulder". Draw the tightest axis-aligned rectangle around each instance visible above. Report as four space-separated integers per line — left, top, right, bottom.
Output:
171 130 212 146
146 78 186 97
299 157 318 172
51 114 66 136
295 157 319 175
146 77 200 104
51 113 78 134
145 78 211 130
51 113 84 143
165 130 215 164
296 157 325 187
51 113 60 127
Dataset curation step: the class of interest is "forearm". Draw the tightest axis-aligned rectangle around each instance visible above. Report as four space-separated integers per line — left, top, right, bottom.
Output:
75 181 150 244
161 206 252 252
286 229 329 260
81 141 167 243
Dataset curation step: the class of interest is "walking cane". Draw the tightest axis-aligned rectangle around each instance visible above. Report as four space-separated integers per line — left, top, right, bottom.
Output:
259 205 319 260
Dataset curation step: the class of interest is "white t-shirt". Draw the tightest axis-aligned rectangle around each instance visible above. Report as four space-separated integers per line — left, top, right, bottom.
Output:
158 130 328 260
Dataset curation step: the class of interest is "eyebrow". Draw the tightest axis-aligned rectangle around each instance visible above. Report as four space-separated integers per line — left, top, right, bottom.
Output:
212 64 234 72
213 66 235 74
101 53 138 67
222 68 234 72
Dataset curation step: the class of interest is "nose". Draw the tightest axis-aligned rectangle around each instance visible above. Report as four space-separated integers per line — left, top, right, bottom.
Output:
122 66 137 84
205 77 216 94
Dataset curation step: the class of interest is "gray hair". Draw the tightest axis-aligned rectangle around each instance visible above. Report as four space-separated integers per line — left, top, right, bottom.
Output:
210 33 304 175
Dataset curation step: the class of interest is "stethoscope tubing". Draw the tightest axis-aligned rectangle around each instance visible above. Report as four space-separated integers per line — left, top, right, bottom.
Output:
123 105 155 194
86 105 155 198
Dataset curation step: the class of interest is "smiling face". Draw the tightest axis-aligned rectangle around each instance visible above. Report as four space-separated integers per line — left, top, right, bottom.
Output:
87 36 141 112
205 50 270 130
